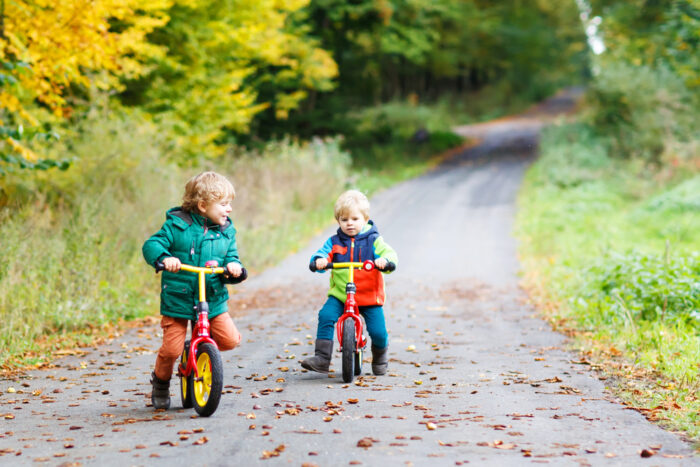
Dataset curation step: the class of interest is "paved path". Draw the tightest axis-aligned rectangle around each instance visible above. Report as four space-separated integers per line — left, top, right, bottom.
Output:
1 89 695 466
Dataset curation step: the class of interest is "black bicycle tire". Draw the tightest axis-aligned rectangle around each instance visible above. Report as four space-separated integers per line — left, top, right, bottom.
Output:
342 321 356 383
189 342 223 417
180 340 193 409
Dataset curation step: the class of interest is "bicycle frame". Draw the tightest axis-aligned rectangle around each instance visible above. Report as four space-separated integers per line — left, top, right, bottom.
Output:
176 263 224 382
330 260 375 351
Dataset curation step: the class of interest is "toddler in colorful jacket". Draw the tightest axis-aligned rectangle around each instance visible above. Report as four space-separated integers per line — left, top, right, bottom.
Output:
301 190 398 375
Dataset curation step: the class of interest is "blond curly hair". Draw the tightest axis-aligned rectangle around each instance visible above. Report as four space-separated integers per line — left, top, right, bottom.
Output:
181 172 235 213
334 189 370 221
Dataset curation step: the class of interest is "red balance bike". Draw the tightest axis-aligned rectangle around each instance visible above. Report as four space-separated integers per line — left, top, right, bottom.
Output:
155 260 246 416
312 258 395 383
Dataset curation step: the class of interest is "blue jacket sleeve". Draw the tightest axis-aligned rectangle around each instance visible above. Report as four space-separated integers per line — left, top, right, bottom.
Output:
309 237 333 272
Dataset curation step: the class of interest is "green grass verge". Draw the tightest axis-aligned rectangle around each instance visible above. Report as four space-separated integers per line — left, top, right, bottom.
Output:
516 122 699 445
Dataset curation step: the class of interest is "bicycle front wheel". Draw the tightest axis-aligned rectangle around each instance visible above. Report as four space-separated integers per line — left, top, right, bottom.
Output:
188 343 223 417
342 321 356 383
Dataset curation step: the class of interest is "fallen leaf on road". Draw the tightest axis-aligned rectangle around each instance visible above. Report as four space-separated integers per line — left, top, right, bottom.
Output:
193 437 209 445
640 449 656 458
357 438 374 448
261 444 285 459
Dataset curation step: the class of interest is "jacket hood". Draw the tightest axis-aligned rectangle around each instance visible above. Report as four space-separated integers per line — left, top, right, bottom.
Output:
336 219 377 241
166 206 235 236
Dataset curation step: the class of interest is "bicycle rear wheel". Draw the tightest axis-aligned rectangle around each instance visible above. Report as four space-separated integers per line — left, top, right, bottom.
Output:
342 321 356 383
188 343 223 417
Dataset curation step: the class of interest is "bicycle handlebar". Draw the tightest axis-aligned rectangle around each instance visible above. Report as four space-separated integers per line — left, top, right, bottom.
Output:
309 259 396 273
154 260 248 284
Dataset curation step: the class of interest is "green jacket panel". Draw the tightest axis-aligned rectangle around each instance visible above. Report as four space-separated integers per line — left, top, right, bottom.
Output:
142 207 241 320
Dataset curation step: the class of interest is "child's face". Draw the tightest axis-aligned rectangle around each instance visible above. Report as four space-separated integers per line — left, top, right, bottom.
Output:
198 197 232 226
338 207 367 237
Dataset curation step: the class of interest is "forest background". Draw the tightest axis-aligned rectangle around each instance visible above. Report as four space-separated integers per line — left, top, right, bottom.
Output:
0 0 698 445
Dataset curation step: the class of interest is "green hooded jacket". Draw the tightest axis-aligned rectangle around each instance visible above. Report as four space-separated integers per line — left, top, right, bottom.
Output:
142 207 241 320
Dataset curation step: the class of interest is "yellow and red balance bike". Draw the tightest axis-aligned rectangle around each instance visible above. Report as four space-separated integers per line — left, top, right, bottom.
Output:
155 260 246 417
313 258 395 383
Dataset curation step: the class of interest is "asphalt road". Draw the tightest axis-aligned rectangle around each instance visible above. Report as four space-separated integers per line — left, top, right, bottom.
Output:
1 90 696 466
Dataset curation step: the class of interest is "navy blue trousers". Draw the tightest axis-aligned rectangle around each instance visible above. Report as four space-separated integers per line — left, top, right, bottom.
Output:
316 296 388 349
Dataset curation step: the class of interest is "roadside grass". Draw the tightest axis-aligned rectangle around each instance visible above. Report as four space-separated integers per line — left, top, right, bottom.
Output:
516 122 700 445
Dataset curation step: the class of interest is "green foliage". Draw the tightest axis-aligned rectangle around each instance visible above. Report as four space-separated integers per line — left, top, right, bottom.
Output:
0 59 66 176
340 100 463 168
586 62 697 161
589 0 700 88
0 108 175 361
305 0 587 102
643 176 700 212
517 122 700 383
275 0 588 139
533 122 612 188
579 250 700 328
120 0 337 160
518 120 699 441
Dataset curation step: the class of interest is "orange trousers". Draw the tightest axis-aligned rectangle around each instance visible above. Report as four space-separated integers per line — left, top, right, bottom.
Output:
153 313 241 380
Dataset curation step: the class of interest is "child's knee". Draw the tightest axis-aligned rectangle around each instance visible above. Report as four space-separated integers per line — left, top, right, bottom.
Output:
217 330 241 351
369 334 388 349
157 346 182 362
211 313 241 351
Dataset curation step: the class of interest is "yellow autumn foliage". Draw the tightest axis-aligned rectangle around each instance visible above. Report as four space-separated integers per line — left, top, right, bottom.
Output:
0 0 169 113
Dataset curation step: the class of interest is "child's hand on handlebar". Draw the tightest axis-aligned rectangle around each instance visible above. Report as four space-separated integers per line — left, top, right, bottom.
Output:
374 257 387 270
226 262 243 278
163 257 182 272
315 258 329 270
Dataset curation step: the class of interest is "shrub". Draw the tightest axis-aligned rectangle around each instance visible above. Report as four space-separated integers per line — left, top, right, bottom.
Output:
586 62 696 162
